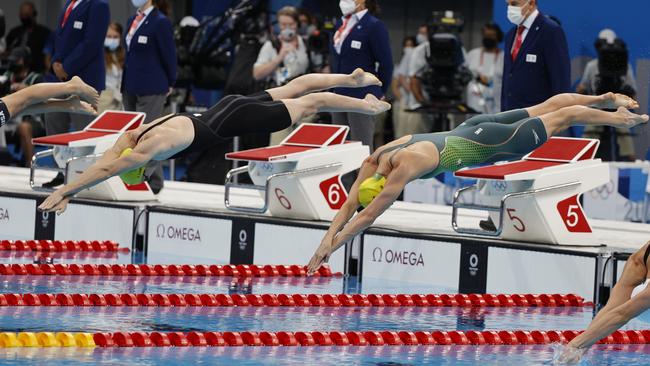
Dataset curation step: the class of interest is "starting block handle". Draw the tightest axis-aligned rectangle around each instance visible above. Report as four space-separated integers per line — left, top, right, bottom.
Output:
30 149 63 192
451 181 581 237
224 162 343 214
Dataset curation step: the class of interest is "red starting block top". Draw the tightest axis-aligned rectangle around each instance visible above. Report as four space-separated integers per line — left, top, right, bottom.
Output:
455 160 561 180
226 145 316 162
32 110 145 147
283 124 348 147
455 137 600 180
33 131 114 146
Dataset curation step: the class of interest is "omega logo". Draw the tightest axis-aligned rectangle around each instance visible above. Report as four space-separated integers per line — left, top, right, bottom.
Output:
371 247 424 267
156 224 201 242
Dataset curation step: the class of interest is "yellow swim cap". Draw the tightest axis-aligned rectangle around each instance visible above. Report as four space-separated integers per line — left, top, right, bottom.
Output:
118 148 145 185
358 173 386 208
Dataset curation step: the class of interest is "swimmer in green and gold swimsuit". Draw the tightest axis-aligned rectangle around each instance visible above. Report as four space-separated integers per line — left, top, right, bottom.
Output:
307 92 648 274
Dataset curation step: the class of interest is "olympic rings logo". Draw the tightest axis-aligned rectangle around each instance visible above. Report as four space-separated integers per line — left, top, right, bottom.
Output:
491 181 508 192
589 179 615 200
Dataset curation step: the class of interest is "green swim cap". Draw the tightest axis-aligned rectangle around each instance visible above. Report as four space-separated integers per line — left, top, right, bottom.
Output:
118 148 145 185
358 173 386 208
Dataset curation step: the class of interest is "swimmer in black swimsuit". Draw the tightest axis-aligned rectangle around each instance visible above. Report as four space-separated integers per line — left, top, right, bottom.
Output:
39 69 391 214
557 241 650 364
307 92 648 274
0 76 98 128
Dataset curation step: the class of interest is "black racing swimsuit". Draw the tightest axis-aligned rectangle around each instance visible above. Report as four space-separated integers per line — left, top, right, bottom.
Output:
135 91 291 159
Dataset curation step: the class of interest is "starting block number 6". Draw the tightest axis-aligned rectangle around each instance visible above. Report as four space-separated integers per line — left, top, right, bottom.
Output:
319 176 347 210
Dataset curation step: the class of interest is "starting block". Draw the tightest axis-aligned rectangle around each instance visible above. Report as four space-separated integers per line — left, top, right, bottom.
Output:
30 110 156 201
451 137 609 245
224 123 368 220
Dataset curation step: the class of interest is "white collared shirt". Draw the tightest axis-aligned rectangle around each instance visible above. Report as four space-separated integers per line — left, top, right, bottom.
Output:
519 9 539 44
71 0 84 10
126 6 155 48
334 9 369 54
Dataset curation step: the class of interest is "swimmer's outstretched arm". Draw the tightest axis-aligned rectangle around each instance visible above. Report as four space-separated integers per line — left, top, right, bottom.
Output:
37 133 154 214
306 164 414 274
557 244 650 364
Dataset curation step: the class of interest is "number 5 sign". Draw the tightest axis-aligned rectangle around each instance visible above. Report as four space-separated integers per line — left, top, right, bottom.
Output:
319 176 347 210
556 195 592 233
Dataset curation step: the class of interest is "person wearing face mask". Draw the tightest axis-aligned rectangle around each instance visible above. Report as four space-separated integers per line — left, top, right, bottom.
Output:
391 36 416 138
41 0 109 188
330 0 393 187
121 0 177 194
297 9 317 38
97 22 124 113
501 0 570 112
466 23 504 114
4 2 51 74
254 6 310 145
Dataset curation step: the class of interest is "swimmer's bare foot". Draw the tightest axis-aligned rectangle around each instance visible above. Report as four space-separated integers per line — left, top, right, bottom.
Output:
351 68 382 88
597 92 640 110
68 76 99 106
614 106 649 127
65 95 97 116
362 94 391 115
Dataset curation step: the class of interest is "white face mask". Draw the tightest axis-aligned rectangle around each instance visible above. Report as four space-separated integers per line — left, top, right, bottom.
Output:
104 37 120 51
416 34 428 45
131 0 148 8
507 2 528 25
339 0 357 16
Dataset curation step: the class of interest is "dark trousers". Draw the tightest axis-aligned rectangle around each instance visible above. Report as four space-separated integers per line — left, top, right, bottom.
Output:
123 92 167 193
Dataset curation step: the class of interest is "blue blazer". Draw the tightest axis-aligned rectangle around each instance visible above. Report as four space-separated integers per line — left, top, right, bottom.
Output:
501 13 570 111
122 8 177 96
330 13 393 99
52 0 110 91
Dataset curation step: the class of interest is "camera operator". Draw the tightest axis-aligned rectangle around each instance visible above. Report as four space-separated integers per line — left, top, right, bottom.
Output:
253 6 309 145
577 29 637 161
408 12 470 132
1 47 45 166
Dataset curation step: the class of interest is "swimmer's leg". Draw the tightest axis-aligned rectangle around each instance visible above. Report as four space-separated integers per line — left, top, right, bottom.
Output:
526 92 639 118
281 93 391 122
540 105 649 137
2 77 99 117
265 69 381 100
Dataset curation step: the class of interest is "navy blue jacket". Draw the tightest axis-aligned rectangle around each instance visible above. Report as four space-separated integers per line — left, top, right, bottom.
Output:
122 8 177 96
330 13 393 99
501 13 570 111
52 0 110 90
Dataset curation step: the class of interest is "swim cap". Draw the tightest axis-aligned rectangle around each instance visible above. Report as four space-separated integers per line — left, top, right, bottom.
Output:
118 148 146 185
358 173 386 208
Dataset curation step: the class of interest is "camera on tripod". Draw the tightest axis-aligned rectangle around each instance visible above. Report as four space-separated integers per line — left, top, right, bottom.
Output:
595 38 634 96
418 10 472 102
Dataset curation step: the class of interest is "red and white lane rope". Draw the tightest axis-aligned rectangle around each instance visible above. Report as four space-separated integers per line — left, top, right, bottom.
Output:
0 240 124 252
0 293 588 307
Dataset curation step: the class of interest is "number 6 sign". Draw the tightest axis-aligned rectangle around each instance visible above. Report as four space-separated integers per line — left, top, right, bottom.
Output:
319 176 347 210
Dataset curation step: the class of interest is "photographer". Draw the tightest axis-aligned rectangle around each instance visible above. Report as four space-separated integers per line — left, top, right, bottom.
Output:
577 29 637 161
253 6 309 145
253 6 309 88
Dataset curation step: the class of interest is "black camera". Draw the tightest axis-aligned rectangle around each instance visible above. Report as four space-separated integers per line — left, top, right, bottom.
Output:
419 11 472 101
306 30 330 72
595 38 634 96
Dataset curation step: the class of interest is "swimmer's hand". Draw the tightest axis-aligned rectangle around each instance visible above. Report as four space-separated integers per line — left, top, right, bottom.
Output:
555 345 587 364
307 237 334 275
38 191 70 215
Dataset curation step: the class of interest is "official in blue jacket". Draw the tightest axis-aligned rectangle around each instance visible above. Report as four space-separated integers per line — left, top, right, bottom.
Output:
330 0 393 153
501 0 570 111
43 0 110 188
122 0 177 194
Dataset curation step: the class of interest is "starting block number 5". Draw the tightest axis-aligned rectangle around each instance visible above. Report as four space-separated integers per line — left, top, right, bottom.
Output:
557 195 592 233
319 176 347 210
